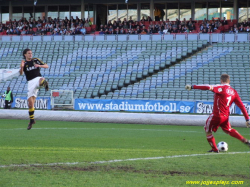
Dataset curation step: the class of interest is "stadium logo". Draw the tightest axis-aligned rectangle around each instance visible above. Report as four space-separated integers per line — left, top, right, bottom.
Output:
14 98 48 109
196 102 236 114
196 102 213 114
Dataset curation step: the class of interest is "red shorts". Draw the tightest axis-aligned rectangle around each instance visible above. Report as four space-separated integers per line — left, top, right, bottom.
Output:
204 114 232 133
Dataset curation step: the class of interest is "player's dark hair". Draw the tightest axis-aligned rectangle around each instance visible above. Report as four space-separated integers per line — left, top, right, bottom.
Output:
23 48 31 59
221 74 230 83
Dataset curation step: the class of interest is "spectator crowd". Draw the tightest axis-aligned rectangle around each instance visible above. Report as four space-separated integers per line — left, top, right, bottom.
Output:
99 16 250 34
0 15 250 36
0 16 92 35
99 17 196 34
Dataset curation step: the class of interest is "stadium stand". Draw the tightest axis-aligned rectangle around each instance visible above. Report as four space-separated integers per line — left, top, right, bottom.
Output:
112 42 250 101
0 38 249 102
0 16 250 36
0 17 95 36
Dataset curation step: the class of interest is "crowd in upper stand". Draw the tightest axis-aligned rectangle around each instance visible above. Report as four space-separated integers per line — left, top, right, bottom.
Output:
99 16 250 34
0 16 93 35
0 15 250 36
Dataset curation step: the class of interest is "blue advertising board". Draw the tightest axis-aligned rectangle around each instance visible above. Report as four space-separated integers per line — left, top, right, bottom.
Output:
1 97 249 115
195 101 250 115
75 99 250 115
75 99 195 113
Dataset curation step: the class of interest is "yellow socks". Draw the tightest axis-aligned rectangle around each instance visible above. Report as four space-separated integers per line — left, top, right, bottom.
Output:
29 107 35 120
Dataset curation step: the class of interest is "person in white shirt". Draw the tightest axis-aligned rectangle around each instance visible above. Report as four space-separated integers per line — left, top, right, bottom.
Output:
45 22 52 28
36 22 42 28
17 23 23 30
162 25 168 34
246 26 250 32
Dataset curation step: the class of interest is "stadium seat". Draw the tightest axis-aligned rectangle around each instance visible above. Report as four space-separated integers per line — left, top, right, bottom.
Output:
91 25 96 31
86 27 92 34
0 40 249 102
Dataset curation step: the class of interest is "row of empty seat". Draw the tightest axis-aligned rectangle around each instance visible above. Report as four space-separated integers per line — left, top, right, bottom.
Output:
0 40 249 102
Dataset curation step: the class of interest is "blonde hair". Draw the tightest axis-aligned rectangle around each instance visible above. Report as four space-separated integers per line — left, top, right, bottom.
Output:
220 74 230 83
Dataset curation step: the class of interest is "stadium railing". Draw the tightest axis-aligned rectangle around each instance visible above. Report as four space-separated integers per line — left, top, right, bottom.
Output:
0 33 249 43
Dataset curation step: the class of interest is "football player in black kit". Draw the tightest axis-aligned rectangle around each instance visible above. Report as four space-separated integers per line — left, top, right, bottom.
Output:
19 49 49 130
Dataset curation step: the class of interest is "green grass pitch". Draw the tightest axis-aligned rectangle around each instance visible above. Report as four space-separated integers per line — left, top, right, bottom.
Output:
0 119 250 187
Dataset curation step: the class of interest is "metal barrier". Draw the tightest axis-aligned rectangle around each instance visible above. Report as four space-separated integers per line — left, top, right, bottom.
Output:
0 33 249 43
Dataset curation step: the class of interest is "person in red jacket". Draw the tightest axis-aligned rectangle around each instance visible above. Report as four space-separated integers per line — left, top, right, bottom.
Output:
185 74 250 152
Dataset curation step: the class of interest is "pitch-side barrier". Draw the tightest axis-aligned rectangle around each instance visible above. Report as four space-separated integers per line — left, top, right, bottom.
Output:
0 109 247 127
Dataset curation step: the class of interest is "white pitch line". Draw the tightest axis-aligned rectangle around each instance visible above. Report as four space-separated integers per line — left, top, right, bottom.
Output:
0 127 202 133
0 151 249 168
1 128 249 135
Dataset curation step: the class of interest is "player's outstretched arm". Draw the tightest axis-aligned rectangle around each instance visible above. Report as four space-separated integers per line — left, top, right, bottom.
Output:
185 84 212 91
33 58 49 69
42 64 49 68
19 60 25 75
34 64 49 69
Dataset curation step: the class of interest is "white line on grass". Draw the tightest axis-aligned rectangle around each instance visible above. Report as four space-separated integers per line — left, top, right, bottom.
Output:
0 151 249 168
1 128 249 135
0 128 202 133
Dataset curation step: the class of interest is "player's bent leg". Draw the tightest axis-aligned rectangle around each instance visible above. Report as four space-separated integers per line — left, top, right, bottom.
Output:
206 132 219 153
39 78 49 91
27 96 36 130
221 120 248 144
222 127 248 144
39 77 44 86
245 140 250 148
226 128 250 148
205 115 219 152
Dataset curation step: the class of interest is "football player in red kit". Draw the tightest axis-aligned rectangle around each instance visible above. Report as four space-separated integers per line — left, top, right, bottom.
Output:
185 74 250 152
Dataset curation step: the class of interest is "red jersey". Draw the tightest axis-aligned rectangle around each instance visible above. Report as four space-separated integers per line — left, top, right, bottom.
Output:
193 84 249 120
